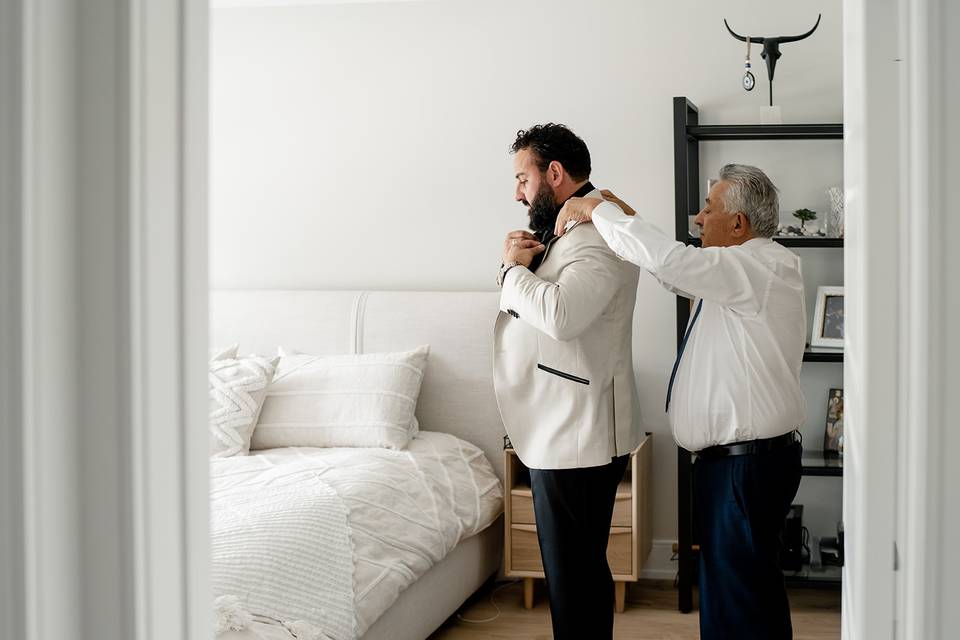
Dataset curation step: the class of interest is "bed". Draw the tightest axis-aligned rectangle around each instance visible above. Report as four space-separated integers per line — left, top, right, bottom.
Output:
210 290 509 640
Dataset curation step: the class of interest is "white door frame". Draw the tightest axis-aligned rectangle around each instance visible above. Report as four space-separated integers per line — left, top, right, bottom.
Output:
0 1 209 639
898 0 953 637
842 0 900 637
844 0 957 638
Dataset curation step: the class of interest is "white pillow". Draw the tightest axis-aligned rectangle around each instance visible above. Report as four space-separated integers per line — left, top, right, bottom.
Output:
209 353 278 458
209 343 238 362
252 346 429 450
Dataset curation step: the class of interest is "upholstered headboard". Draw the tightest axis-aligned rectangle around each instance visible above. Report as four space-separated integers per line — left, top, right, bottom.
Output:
209 290 508 481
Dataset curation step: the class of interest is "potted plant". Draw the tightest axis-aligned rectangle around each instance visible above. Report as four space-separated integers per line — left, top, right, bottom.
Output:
793 208 818 234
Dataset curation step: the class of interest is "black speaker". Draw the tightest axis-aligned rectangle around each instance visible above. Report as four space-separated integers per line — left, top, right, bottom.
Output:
780 504 804 571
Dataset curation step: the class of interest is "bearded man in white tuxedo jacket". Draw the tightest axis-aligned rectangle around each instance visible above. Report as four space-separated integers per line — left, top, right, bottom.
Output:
492 123 642 640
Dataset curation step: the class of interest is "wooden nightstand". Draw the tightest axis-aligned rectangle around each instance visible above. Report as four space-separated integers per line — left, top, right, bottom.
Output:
503 433 653 613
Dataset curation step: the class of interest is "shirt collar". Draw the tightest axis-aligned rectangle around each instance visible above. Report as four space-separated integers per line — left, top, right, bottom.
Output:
570 181 596 200
741 236 774 248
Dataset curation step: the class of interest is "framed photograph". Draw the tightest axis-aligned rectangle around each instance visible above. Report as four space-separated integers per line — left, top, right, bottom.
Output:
811 286 844 348
823 388 844 456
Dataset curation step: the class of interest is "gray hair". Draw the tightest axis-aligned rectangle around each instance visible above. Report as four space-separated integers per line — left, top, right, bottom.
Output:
717 164 780 238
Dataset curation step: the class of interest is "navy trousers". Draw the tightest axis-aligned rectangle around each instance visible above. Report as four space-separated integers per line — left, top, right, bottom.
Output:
694 442 803 640
529 455 629 640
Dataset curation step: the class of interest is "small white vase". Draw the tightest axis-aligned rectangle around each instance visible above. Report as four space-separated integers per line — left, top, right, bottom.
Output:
827 186 844 238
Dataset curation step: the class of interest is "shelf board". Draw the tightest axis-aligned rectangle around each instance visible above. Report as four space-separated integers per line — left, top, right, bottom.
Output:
803 347 844 363
687 123 844 140
801 450 844 477
775 237 844 248
685 236 843 248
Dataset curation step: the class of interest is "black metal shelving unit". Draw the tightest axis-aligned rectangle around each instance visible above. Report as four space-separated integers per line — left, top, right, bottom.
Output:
673 97 844 613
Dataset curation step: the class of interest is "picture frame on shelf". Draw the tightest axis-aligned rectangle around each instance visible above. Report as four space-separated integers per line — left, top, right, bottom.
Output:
811 286 844 348
823 388 844 457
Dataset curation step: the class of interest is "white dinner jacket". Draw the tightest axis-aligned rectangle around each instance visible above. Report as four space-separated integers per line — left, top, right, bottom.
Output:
492 189 642 470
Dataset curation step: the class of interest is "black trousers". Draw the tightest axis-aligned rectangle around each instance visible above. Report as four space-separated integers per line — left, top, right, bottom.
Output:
529 455 630 640
694 442 803 640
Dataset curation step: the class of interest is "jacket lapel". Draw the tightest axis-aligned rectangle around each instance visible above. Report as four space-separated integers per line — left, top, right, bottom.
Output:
537 233 561 268
531 187 602 272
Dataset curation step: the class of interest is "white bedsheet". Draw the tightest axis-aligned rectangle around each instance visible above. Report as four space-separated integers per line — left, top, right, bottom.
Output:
212 430 503 640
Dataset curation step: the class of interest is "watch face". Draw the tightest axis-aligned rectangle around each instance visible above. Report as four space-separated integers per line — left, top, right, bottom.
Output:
742 71 755 91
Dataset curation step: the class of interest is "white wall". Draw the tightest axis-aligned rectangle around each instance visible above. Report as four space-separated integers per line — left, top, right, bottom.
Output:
211 0 843 545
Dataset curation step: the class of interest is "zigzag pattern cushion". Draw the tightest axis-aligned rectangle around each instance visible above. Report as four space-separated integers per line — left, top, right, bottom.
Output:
251 346 429 451
209 352 278 458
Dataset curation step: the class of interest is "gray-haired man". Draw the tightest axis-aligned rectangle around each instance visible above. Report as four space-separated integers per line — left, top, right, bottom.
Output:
555 164 806 639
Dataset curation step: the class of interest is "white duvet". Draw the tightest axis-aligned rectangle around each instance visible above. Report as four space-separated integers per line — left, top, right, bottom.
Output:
210 431 503 640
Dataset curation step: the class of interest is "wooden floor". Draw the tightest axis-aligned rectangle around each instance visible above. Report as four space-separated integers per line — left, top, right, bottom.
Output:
429 580 840 639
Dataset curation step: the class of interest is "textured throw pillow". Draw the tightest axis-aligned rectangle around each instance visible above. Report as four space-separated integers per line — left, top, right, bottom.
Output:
209 353 279 458
209 343 238 362
251 346 429 450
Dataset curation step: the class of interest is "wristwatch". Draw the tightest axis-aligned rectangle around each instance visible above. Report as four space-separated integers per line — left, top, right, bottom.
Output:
496 261 521 287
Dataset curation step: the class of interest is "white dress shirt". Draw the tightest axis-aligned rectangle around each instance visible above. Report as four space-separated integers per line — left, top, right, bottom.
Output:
592 202 807 452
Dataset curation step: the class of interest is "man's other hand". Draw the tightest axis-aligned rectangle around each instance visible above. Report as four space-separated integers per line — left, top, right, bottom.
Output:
554 197 604 237
503 230 545 267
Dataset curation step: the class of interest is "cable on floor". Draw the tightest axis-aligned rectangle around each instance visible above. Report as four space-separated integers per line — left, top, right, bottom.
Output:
455 579 523 624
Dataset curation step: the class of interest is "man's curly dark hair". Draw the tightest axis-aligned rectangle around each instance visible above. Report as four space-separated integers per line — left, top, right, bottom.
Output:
510 123 591 182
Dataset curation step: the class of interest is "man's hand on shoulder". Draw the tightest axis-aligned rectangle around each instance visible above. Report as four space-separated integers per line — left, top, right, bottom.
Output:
502 230 545 267
554 197 604 237
554 192 638 238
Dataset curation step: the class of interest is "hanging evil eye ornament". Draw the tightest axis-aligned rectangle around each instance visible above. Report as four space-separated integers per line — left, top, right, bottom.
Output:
742 36 756 91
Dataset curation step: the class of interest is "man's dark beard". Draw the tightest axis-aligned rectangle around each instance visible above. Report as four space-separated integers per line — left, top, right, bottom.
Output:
526 184 560 239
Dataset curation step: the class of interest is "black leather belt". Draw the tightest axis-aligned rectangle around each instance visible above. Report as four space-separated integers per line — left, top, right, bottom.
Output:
696 430 800 460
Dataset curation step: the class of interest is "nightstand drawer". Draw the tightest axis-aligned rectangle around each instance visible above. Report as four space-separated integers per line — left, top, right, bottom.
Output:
510 525 633 575
611 480 632 527
512 481 631 527
510 487 536 524
510 525 543 572
607 527 633 576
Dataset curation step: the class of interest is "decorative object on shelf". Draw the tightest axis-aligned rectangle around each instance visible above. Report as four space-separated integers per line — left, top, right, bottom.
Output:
812 285 844 348
503 434 513 450
793 208 818 232
826 186 845 237
777 208 826 238
780 504 806 571
819 521 845 566
776 223 827 238
823 388 844 457
742 37 755 91
724 14 822 107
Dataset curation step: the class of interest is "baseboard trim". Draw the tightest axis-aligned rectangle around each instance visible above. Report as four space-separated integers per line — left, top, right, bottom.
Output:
639 539 678 580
